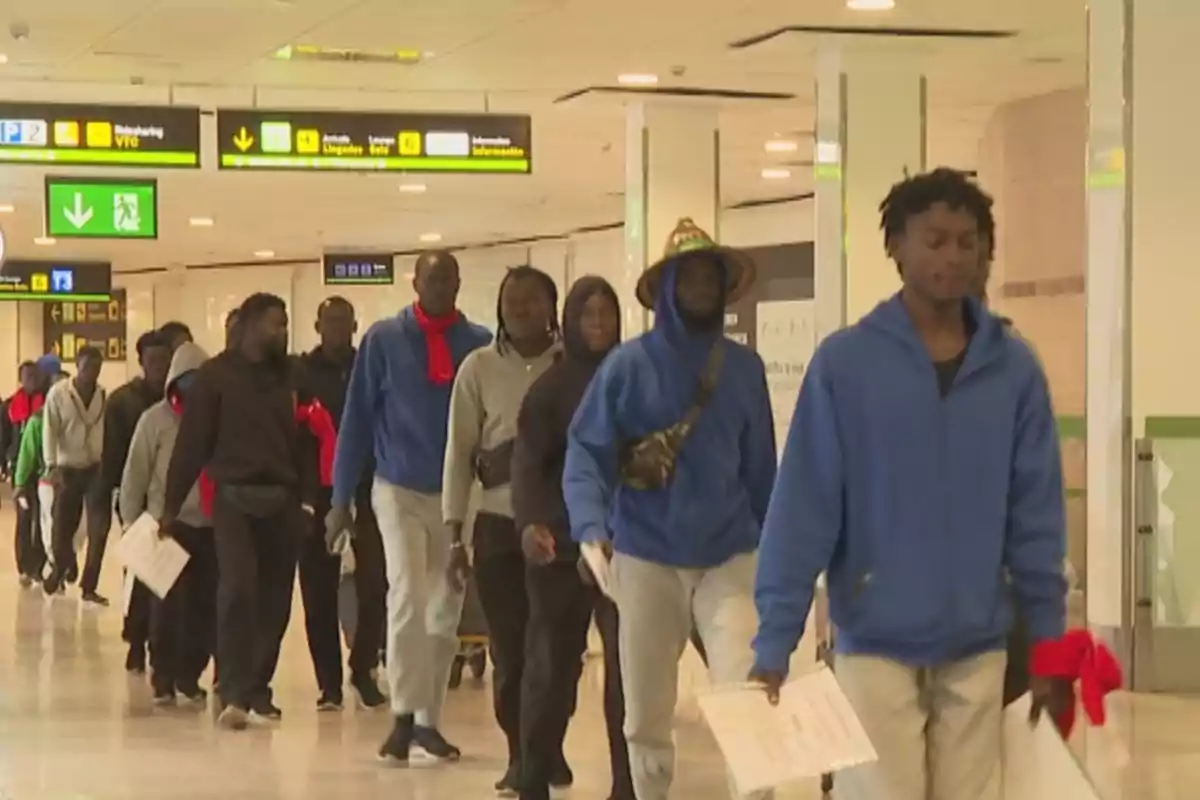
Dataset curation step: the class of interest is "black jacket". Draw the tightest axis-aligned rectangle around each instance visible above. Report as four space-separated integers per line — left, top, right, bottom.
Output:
297 345 373 504
101 377 161 494
511 277 620 562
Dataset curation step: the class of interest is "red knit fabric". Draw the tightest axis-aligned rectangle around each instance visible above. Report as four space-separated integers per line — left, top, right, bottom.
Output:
7 390 43 424
169 394 216 517
295 398 336 487
412 303 461 385
1030 629 1123 738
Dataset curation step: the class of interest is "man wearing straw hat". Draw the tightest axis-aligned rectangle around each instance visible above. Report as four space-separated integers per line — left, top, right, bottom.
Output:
563 218 778 800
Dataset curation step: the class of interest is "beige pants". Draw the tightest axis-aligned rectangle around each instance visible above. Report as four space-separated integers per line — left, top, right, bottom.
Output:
834 650 1007 800
611 551 773 800
371 480 465 726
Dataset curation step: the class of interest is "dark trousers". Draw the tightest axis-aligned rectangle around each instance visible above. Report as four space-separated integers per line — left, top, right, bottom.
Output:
1003 617 1031 706
50 465 110 593
474 512 528 764
212 493 301 710
123 580 153 651
519 561 597 800
14 486 45 579
594 596 636 800
150 522 217 693
299 494 387 696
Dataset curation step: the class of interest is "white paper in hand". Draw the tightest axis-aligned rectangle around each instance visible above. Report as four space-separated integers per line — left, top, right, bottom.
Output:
1002 693 1102 800
698 666 877 797
115 513 190 599
580 541 613 600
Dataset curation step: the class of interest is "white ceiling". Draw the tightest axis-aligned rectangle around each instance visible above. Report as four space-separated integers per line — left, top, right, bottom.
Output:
0 0 1084 273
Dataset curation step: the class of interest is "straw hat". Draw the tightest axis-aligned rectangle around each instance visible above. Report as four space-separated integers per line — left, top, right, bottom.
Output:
635 217 756 310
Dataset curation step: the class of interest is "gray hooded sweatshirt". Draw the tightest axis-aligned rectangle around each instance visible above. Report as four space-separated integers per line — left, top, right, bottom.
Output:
119 343 209 528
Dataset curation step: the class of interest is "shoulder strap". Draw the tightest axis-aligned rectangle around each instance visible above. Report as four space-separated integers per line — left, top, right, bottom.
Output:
679 341 725 430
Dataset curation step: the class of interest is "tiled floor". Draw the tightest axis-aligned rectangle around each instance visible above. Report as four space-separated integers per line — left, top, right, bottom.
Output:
0 532 1198 798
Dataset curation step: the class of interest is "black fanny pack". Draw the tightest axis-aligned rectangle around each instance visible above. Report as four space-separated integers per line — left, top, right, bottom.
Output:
220 484 292 519
475 439 516 490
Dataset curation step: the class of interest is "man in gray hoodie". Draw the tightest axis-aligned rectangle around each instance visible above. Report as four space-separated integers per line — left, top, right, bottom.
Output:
119 342 217 705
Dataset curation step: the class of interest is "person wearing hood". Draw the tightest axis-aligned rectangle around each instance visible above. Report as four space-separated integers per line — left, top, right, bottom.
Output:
751 169 1069 800
444 265 562 795
4 359 49 586
327 250 491 763
563 219 777 800
119 342 216 706
512 276 628 800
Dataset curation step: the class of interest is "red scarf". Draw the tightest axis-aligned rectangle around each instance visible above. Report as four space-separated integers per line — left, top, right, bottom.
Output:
295 398 336 486
7 390 43 425
412 303 461 385
1030 629 1123 738
170 394 217 517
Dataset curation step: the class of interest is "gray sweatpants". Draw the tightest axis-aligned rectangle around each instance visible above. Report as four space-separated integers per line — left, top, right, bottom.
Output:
833 650 1007 800
610 550 773 800
371 480 465 726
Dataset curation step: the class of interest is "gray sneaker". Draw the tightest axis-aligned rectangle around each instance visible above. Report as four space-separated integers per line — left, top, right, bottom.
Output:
217 705 250 731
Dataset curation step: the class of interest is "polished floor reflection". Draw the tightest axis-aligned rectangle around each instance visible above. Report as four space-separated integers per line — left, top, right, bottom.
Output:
0 545 1197 798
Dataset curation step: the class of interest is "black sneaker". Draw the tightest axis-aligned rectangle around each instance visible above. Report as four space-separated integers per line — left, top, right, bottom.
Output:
64 563 78 585
125 646 146 676
42 571 62 597
350 674 387 709
316 692 344 712
495 762 521 798
178 684 208 706
152 687 176 707
549 756 574 789
81 591 110 607
377 714 415 764
413 726 461 762
249 697 282 722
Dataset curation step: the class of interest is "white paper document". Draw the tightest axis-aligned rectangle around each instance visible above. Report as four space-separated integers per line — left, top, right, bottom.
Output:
698 665 877 796
1002 693 1102 800
115 513 190 599
580 542 613 600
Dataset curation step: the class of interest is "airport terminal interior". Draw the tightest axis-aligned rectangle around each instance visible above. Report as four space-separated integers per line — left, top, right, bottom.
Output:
0 0 1199 797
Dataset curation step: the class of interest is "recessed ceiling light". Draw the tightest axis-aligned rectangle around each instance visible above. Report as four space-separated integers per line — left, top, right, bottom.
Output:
0 54 8 65
847 0 895 9
0 203 14 214
761 167 792 180
399 183 427 194
34 236 55 246
254 249 276 258
419 232 442 243
764 139 799 153
618 73 659 86
189 216 214 227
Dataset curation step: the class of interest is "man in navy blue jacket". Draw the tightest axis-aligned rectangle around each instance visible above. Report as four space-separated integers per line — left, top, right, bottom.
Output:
564 219 777 800
752 169 1067 800
327 250 491 764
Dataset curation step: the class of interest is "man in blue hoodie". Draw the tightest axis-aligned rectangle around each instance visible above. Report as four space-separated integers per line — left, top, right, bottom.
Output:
752 168 1067 800
564 219 777 800
327 249 492 764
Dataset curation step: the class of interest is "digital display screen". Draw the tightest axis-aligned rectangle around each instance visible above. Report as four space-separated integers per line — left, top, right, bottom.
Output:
0 259 112 302
217 109 531 174
323 252 395 285
0 102 201 168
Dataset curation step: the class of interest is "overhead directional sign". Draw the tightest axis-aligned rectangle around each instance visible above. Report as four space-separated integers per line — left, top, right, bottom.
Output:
0 102 200 168
0 259 112 303
45 177 158 240
323 252 395 285
44 289 127 361
216 108 532 174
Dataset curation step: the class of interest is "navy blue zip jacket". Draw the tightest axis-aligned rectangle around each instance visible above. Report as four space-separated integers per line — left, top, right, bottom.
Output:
753 294 1066 673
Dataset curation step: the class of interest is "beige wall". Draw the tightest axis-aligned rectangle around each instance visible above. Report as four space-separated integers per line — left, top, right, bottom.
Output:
977 87 1087 581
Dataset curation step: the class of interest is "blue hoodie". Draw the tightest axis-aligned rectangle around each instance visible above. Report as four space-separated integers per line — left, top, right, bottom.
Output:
752 294 1066 673
562 259 777 569
332 306 491 505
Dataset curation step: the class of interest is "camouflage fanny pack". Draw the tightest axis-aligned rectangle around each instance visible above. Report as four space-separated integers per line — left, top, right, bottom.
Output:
618 343 726 491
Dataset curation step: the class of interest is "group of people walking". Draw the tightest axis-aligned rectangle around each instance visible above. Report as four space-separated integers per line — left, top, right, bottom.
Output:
3 166 1079 800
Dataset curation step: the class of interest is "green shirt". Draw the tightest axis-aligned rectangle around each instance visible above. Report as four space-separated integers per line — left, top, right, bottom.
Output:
13 409 45 487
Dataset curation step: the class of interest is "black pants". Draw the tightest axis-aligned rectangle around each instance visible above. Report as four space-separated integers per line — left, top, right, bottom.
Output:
1003 617 1031 707
474 512 527 764
123 580 153 651
14 484 45 579
50 465 110 593
299 494 387 696
212 493 301 710
594 595 636 800
519 561 597 800
150 522 217 693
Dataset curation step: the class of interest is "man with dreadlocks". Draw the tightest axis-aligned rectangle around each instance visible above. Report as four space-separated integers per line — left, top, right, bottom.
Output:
444 265 562 796
751 168 1069 799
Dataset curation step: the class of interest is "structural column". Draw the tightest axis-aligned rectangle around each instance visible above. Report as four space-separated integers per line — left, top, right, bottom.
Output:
624 103 719 337
1087 0 1200 691
813 49 927 340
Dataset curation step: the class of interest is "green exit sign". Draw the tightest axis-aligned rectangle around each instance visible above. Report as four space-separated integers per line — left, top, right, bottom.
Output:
44 177 158 240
